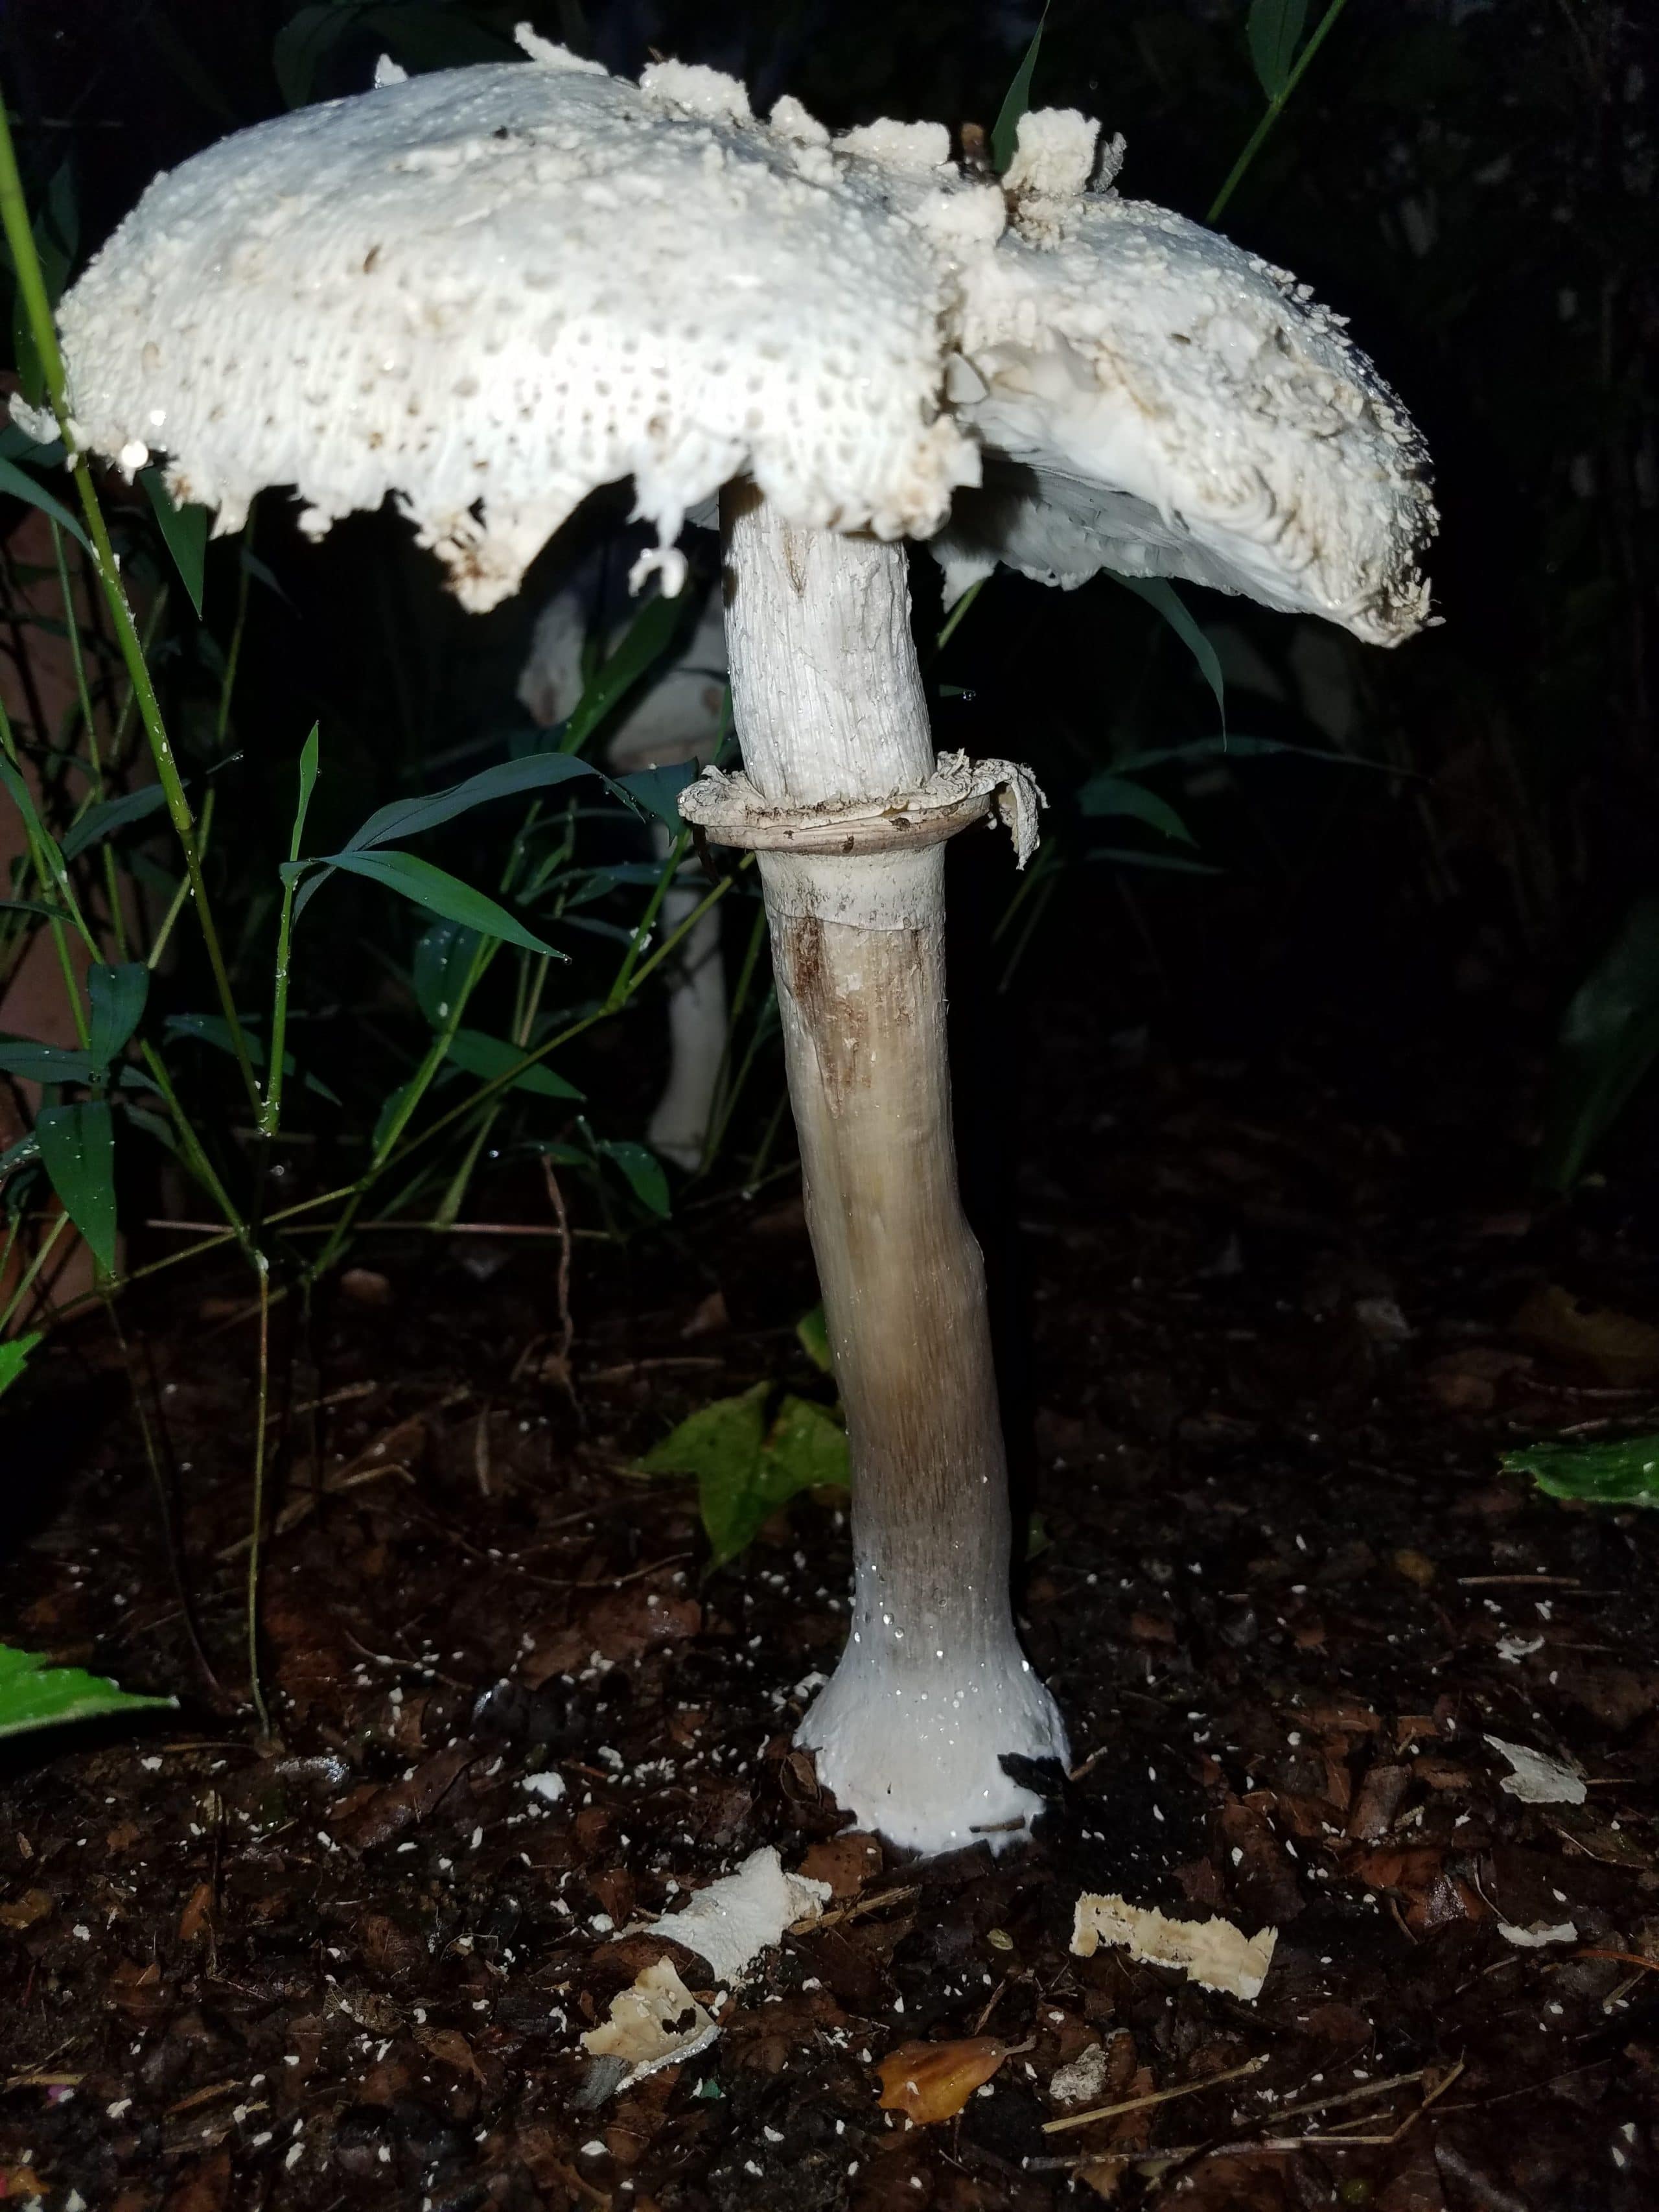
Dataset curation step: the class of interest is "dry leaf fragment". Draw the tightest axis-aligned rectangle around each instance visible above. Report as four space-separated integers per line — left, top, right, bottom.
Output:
582 1958 719 2090
877 2036 1008 2123
1071 1893 1277 2001
1514 1283 1659 1385
643 1845 831 1985
0 1888 52 1931
1484 1735 1587 1806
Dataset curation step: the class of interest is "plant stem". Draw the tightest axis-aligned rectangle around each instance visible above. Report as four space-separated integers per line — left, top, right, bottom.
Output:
245 1250 273 1737
0 90 261 1115
0 1208 71 1334
1208 0 1355 223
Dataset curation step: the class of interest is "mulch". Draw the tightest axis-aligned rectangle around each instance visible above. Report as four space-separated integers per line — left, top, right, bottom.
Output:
3 999 1658 2210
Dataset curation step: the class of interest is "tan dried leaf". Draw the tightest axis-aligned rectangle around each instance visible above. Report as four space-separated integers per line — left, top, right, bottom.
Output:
582 1957 719 2090
876 2036 1009 2123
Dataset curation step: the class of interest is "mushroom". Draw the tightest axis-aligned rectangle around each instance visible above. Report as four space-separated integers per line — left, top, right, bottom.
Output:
53 39 1434 1854
519 572 730 1172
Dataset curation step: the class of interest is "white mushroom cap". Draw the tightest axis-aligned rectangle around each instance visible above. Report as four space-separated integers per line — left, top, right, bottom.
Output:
937 113 1435 645
60 54 1433 641
59 36 988 611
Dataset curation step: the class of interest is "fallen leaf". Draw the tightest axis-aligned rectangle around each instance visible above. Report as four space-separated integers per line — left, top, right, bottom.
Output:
797 1832 882 1900
1071 1893 1277 2001
642 1845 831 1984
877 2036 1008 2123
581 1957 719 2089
418 2025 485 2084
1484 1735 1587 1806
331 1741 476 1850
1514 1284 1659 1386
0 1888 52 1931
178 1881 214 1942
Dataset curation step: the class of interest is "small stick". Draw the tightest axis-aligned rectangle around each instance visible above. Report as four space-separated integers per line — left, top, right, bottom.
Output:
1041 2053 1266 2136
1456 1575 1581 1589
1270 2066 1427 2123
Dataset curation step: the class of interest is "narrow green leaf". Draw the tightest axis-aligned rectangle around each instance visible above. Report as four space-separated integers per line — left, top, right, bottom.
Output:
1108 574 1227 730
60 784 170 861
597 1138 671 1218
87 962 149 1068
991 6 1050 174
0 1041 101 1084
1088 846 1224 876
36 1099 117 1272
1247 0 1310 100
412 918 482 1029
446 1029 583 1100
272 1 363 106
372 1075 423 1158
140 469 210 618
0 758 76 913
620 761 699 827
163 1014 338 1101
0 1331 41 1403
293 724 320 844
0 454 92 553
1076 773 1196 844
561 591 689 757
0 1642 174 1739
321 849 563 959
1503 1434 1659 1509
343 751 602 855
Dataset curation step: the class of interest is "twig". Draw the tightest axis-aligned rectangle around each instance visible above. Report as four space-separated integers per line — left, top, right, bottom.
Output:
1041 2053 1267 2135
1270 2066 1428 2124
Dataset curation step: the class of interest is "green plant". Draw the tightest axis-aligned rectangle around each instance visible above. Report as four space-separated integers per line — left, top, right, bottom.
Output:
0 1642 173 1738
637 1308 848 1572
1503 1434 1659 1510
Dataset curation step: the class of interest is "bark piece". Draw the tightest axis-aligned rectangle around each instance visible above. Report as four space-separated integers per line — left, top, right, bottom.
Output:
1070 1892 1277 2001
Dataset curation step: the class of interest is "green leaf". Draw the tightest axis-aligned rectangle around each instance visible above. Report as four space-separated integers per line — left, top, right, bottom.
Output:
0 758 76 913
0 1642 174 1740
446 1029 583 1100
413 918 482 1028
318 849 563 959
597 1137 670 1218
796 1303 833 1376
0 1331 41 1403
1502 1434 1659 1509
620 761 699 828
991 5 1050 174
60 784 170 861
36 1099 117 1272
561 590 690 758
163 1014 338 1102
272 1 366 106
1247 0 1310 100
1108 574 1227 730
1088 846 1224 876
140 469 210 618
0 454 92 553
638 1383 846 1571
343 751 603 856
1538 896 1659 1193
0 1040 101 1084
292 724 320 846
1077 773 1196 844
0 896 75 922
372 1075 422 1157
87 962 149 1069
766 1393 849 1495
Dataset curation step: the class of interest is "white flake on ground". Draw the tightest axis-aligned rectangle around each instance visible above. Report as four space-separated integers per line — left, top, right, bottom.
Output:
1497 1919 1577 1948
1070 1892 1277 2001
1485 1736 1587 1805
521 1770 566 1803
643 1845 831 1984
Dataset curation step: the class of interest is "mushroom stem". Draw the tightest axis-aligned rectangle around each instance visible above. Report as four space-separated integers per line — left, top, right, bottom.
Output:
644 822 726 1172
721 485 1067 1855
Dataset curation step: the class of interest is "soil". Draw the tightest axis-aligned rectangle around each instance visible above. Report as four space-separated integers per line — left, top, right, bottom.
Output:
4 995 1659 2212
